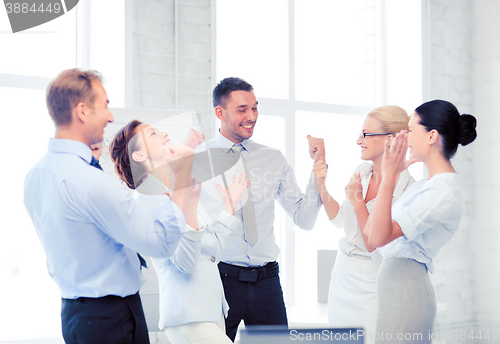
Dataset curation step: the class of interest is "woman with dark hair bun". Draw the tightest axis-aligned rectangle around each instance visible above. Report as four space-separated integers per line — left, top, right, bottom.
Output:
414 99 477 160
362 99 477 344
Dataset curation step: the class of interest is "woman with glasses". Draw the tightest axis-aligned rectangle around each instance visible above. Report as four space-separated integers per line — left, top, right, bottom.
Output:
109 120 249 344
313 105 414 342
363 100 476 344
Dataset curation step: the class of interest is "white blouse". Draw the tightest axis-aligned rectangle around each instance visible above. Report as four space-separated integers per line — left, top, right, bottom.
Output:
331 162 415 260
377 173 462 273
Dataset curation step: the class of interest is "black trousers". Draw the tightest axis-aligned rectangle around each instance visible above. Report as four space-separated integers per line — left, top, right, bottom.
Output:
61 292 149 344
219 262 288 342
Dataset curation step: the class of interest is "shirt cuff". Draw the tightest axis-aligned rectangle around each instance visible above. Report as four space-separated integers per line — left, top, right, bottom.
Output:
308 169 317 188
182 224 206 240
307 170 323 206
368 248 383 261
393 210 417 241
329 212 342 228
217 210 241 231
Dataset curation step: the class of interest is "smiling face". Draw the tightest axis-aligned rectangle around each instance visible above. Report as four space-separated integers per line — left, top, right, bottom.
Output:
131 124 171 170
87 82 114 145
357 116 391 163
216 90 258 143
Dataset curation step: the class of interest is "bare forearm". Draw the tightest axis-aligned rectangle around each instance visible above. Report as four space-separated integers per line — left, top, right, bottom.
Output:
170 188 188 214
170 172 199 229
170 189 199 229
172 171 192 190
183 211 199 230
170 172 190 211
222 202 235 215
318 184 339 220
351 202 376 252
364 178 396 247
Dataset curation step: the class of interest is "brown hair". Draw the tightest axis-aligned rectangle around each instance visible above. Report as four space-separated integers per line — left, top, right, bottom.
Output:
46 68 102 126
109 120 148 189
366 105 409 134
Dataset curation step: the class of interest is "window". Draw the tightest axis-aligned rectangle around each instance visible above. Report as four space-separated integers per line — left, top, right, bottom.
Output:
295 0 376 107
0 8 77 340
0 1 131 340
216 0 423 321
215 0 289 99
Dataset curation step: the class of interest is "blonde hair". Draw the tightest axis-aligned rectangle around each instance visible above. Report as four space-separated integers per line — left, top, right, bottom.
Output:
366 105 409 134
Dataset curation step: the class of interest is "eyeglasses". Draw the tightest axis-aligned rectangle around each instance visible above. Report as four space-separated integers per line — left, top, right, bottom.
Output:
359 132 393 139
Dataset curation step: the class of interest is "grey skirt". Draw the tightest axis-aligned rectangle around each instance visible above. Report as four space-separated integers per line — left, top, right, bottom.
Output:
374 258 436 344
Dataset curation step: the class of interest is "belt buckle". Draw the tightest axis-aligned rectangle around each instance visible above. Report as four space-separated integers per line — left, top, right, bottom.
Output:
238 269 259 282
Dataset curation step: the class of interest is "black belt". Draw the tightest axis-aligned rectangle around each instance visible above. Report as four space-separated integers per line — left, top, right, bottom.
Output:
218 261 279 282
62 291 139 304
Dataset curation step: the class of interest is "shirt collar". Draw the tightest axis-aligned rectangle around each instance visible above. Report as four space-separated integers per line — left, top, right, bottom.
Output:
215 130 252 154
143 173 170 192
135 173 172 197
48 139 93 164
360 162 373 199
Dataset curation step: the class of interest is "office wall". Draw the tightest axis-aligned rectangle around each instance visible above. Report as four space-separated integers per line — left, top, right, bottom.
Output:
472 0 500 336
428 0 500 340
132 0 214 139
426 0 477 338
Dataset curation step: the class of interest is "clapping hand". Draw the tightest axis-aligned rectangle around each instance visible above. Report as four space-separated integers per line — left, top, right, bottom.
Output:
215 173 250 215
90 141 103 160
187 178 202 207
381 130 419 182
345 172 364 206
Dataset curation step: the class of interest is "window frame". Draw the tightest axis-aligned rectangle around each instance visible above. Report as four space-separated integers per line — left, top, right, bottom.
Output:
213 0 424 312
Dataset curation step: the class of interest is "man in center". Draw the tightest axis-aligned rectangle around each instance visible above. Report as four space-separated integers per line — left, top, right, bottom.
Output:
199 77 324 341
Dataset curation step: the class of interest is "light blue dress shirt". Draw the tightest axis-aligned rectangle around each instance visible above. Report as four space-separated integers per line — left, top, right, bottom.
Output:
198 131 323 267
24 139 188 299
377 173 462 273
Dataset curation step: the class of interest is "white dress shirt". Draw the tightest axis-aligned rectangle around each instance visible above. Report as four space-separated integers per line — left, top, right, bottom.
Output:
134 174 240 328
377 173 462 272
197 131 323 267
23 139 190 299
331 162 415 260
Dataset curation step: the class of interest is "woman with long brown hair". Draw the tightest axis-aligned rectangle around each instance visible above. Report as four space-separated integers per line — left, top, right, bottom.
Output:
110 120 249 344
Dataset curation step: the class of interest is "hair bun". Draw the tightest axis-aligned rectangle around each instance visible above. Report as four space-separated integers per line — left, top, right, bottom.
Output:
458 114 477 146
